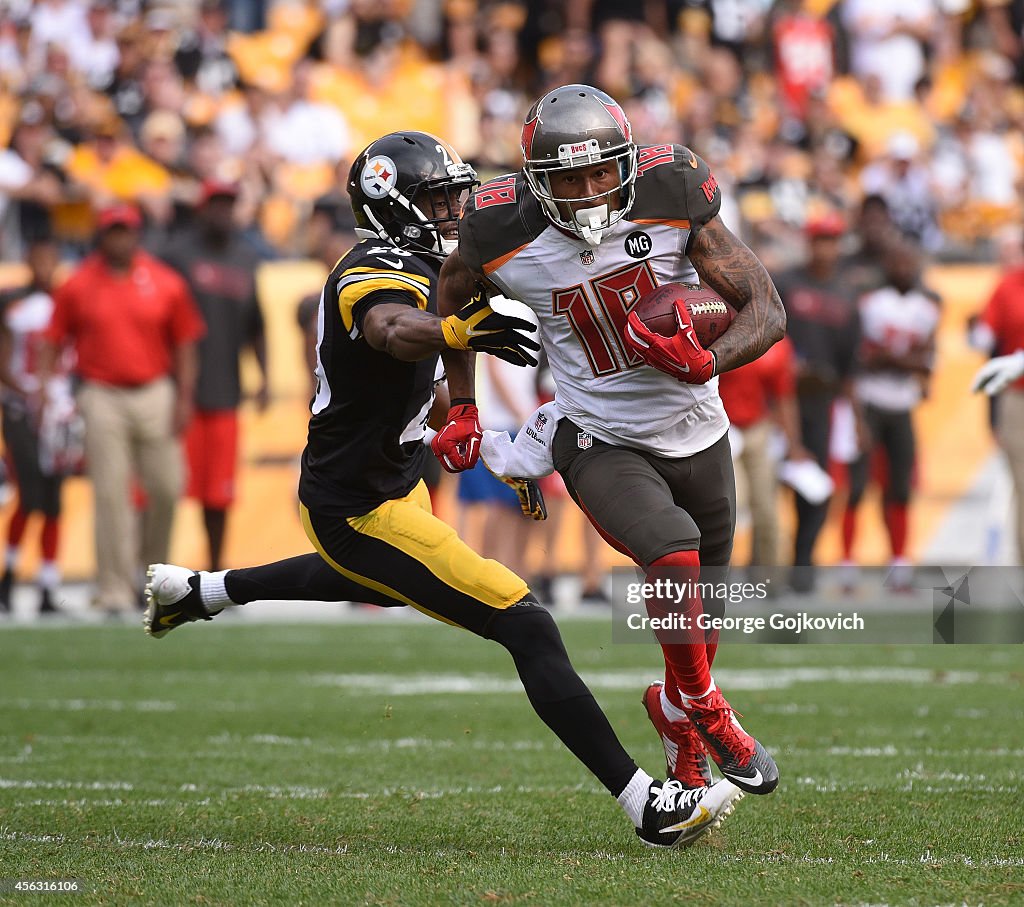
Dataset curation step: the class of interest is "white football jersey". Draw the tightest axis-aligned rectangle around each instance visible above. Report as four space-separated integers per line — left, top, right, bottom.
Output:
1 288 54 399
855 285 939 411
460 147 730 457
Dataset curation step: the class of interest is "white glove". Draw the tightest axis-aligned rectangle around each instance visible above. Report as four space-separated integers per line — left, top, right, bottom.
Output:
971 350 1024 396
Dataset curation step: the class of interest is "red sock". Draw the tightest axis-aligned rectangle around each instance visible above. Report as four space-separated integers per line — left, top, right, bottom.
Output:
705 633 719 669
661 664 684 708
645 550 711 700
884 502 908 558
7 506 28 548
41 515 59 561
841 506 858 560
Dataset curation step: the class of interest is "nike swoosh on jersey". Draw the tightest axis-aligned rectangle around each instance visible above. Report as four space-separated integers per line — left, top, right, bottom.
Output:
661 805 711 833
375 257 404 269
686 150 698 169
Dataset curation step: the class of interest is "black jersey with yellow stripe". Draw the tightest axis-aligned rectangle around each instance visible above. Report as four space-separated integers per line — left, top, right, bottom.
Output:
298 240 441 518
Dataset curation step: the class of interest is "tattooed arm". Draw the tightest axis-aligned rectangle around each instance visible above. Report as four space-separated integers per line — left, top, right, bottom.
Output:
688 216 786 374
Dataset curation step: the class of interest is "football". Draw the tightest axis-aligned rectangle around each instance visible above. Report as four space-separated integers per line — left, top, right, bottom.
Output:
632 283 736 346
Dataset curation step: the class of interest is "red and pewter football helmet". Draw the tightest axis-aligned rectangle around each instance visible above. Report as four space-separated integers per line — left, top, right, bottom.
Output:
520 84 638 247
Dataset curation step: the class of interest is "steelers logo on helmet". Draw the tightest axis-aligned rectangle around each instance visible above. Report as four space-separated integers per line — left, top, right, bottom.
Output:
361 155 398 199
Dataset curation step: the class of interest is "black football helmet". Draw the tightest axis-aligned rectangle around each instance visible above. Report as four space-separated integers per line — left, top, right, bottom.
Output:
347 131 478 259
520 84 638 246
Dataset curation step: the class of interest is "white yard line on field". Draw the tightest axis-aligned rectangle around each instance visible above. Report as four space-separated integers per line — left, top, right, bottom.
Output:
306 666 1006 695
0 697 256 713
792 775 1020 794
0 778 134 791
3 698 178 712
2 779 603 804
0 826 351 855
16 797 213 808
2 826 1021 873
205 733 555 754
774 745 1024 759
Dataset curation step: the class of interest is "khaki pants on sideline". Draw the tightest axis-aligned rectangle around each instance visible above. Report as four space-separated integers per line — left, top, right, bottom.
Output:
735 419 779 567
997 389 1024 565
77 378 183 610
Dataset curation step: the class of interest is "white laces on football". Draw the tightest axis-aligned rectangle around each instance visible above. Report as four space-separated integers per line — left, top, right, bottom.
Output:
650 779 699 813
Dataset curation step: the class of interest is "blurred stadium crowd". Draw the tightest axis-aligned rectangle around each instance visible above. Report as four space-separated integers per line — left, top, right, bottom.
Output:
1 0 1021 262
0 0 1021 613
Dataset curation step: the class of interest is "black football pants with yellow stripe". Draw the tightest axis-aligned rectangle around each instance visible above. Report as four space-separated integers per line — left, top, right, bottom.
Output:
223 480 640 796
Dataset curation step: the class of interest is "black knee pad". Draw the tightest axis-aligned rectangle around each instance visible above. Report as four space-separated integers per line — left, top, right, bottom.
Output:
486 600 590 703
485 600 562 656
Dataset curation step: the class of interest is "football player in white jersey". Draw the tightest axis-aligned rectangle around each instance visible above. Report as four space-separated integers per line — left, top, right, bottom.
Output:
841 238 940 589
433 84 786 796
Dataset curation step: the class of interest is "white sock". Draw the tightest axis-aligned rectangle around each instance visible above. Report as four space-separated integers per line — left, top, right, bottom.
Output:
4 546 17 572
199 570 234 614
617 768 655 828
660 688 690 723
683 676 716 705
38 560 60 590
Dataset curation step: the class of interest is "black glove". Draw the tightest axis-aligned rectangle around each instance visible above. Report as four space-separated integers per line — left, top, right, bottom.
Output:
440 295 540 367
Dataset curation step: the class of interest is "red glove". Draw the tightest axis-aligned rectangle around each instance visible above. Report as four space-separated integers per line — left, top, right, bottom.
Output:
430 403 482 473
625 300 717 384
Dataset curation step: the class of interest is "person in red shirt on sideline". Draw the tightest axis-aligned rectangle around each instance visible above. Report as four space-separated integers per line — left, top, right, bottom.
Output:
40 204 205 615
717 336 807 569
972 236 1024 563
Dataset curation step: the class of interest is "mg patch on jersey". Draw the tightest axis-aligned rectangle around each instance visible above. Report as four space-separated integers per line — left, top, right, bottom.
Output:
361 155 398 199
625 231 652 259
577 431 593 450
579 249 595 266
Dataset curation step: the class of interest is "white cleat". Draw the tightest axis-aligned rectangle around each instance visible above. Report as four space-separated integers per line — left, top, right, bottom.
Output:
636 777 744 849
143 564 209 639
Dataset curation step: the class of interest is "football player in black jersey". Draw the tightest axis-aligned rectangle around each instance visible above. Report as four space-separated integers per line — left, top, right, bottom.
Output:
433 86 785 798
143 131 743 849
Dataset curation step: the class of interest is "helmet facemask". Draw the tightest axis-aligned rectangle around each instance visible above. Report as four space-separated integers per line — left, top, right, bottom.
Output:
524 143 637 246
359 169 477 260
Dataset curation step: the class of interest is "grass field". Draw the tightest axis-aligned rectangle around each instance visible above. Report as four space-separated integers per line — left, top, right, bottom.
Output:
1 616 1021 906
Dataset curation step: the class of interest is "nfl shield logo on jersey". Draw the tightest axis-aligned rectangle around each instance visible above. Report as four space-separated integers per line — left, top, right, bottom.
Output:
579 249 595 266
577 432 593 449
